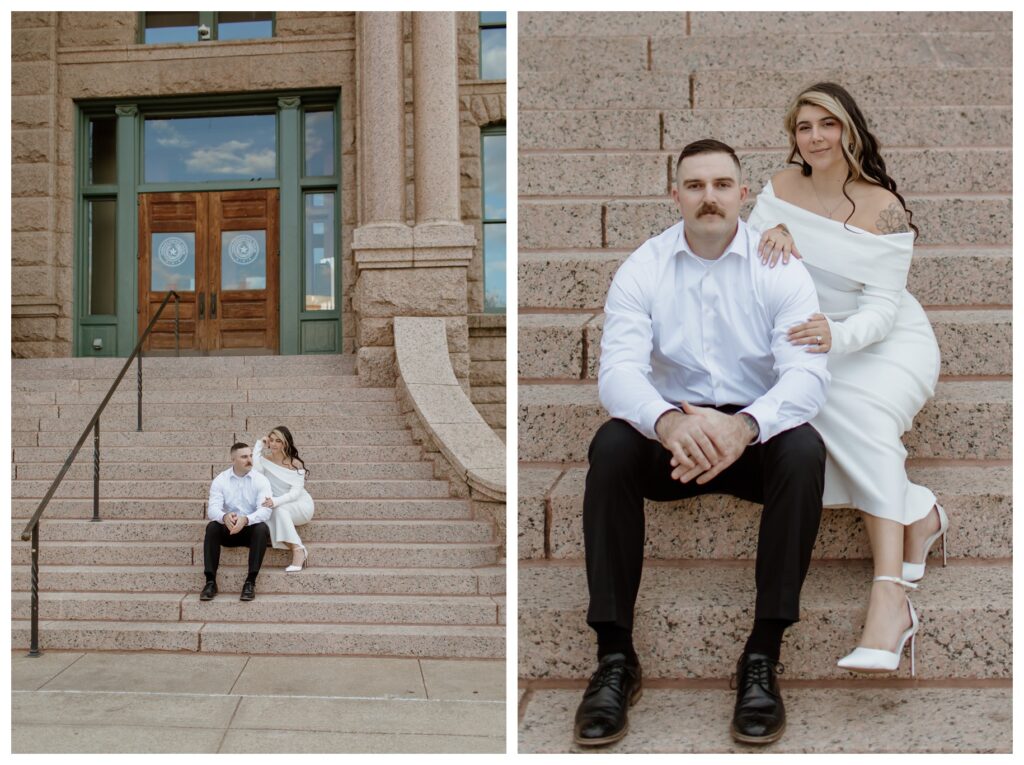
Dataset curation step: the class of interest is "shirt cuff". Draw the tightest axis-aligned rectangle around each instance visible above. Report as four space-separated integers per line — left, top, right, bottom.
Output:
641 400 681 441
738 402 773 444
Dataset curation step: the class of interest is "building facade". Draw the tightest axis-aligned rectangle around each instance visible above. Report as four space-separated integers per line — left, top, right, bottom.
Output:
11 11 506 430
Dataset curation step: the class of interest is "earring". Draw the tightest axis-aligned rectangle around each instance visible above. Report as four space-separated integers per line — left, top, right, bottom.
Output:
848 142 855 152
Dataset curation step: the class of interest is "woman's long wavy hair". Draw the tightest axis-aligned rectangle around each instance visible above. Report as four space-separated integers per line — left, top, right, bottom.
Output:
270 425 308 476
784 82 918 239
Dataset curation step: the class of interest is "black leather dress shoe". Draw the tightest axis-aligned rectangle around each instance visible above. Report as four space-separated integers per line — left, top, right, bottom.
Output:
573 652 643 747
731 652 786 744
240 580 256 601
200 581 217 601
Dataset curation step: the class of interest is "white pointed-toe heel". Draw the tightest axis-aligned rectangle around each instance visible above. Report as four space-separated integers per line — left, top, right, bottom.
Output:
902 504 948 583
837 576 920 677
285 544 308 573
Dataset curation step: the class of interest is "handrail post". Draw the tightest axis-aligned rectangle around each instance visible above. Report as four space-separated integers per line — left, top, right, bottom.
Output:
175 294 180 357
28 524 40 657
137 349 143 432
92 420 100 522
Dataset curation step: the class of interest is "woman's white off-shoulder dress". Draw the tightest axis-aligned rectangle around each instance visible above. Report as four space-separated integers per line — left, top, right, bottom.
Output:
748 181 941 524
252 440 315 548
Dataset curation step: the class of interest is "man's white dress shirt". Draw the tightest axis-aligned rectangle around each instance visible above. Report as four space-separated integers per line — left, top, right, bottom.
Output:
599 219 830 442
207 467 274 525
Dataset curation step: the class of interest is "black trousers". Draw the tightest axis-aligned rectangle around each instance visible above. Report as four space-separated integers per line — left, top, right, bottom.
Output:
583 414 825 633
203 520 270 580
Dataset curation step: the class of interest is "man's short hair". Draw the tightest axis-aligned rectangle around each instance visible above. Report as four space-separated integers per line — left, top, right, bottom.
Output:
230 442 250 455
675 138 743 186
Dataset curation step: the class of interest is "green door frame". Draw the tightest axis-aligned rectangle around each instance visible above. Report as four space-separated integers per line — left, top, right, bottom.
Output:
73 89 341 357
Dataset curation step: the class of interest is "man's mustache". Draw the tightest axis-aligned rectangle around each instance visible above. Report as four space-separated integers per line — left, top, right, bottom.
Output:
697 204 725 217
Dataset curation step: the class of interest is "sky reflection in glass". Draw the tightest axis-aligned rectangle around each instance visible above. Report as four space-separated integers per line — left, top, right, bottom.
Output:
144 114 277 183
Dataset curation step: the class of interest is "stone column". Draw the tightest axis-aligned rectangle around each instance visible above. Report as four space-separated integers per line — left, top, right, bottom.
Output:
352 11 474 386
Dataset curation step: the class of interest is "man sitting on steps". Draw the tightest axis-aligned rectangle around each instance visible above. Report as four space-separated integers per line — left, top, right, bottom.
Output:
574 139 830 747
200 442 274 602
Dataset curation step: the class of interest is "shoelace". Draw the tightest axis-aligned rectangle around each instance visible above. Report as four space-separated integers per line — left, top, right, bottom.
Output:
730 658 784 691
587 662 630 696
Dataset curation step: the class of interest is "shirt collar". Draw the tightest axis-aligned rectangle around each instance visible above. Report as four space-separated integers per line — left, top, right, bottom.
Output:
676 219 749 261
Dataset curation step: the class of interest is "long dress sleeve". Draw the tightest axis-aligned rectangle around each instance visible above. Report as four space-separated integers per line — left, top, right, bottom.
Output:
270 468 305 507
826 284 902 356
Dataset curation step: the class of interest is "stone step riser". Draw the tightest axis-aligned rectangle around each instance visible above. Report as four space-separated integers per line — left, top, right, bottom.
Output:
11 543 499 569
30 430 417 448
12 446 426 464
518 311 1012 379
10 622 505 658
520 12 1011 37
12 388 398 405
520 197 1011 250
49 402 402 419
518 382 1010 462
521 32 1010 74
520 149 1011 197
12 498 471 521
10 594 500 626
518 565 1009 680
520 466 1010 561
12 479 452 500
518 250 1012 310
10 520 494 545
12 356 357 377
11 566 500 595
20 416 409 433
14 461 436 482
12 376 369 392
519 69 1011 110
521 106 1013 151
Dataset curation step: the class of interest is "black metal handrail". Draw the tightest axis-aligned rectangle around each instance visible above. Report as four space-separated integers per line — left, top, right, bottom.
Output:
20 291 180 657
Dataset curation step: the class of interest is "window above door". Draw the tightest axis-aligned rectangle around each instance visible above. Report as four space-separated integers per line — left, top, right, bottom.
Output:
140 12 275 44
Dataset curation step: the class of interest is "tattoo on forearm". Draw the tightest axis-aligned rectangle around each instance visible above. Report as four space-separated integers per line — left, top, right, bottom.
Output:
876 202 910 234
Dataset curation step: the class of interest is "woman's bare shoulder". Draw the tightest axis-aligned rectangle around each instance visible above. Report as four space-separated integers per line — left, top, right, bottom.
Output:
857 184 910 235
770 166 802 192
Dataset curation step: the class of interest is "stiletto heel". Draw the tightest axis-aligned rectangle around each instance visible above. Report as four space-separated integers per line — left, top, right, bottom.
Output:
285 544 308 573
902 503 948 583
837 575 919 676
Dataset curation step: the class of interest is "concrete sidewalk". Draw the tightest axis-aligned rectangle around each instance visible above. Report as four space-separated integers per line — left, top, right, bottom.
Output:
12 651 505 753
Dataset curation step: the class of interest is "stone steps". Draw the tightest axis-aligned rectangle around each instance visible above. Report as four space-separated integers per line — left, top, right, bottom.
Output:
519 68 1011 111
10 619 505 658
49 401 403 419
21 415 410 433
518 247 1012 309
12 478 453 500
12 498 472 521
518 309 1012 378
12 541 499 568
10 518 495 544
521 106 1013 151
11 591 502 626
26 430 418 448
12 445 427 463
518 380 1011 462
518 561 1010 680
520 195 1011 248
518 464 1009 561
12 387 398 405
520 148 1011 197
11 354 357 378
12 564 505 595
13 460 436 481
518 686 1011 753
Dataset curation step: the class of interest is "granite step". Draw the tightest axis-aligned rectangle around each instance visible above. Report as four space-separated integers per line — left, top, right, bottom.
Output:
518 380 1011 462
31 415 409 433
10 541 499 568
518 686 1011 753
519 68 1011 110
520 195 1011 249
10 519 495 544
517 560 1010 680
12 478 453 500
518 309 1012 379
520 31 1010 73
51 401 402 419
32 429 417 448
518 464 1010 561
517 248 1013 309
10 620 505 658
519 148 1010 197
521 106 1013 151
12 445 426 464
13 460 435 481
12 498 472 521
11 354 357 378
17 386 399 405
12 564 505 595
11 591 501 626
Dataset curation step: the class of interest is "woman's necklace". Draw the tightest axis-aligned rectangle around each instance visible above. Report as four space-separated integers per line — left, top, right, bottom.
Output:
810 178 846 219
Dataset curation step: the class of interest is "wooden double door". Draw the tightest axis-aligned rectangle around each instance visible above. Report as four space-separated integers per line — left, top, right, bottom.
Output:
139 190 279 354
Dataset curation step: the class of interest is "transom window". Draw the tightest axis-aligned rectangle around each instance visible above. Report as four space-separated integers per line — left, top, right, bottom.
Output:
479 12 506 80
143 114 278 183
481 125 506 313
141 12 274 44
